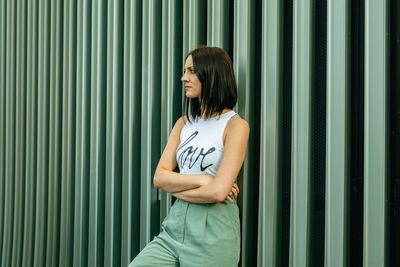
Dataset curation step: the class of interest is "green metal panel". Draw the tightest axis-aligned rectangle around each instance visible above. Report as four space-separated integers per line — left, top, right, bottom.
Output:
207 0 229 51
46 1 63 266
183 0 206 56
34 0 50 266
140 0 162 249
325 0 349 266
11 1 26 267
59 0 77 265
88 0 106 266
363 0 388 266
73 1 91 266
22 0 38 265
290 0 313 266
122 0 142 265
159 0 183 228
257 0 283 266
233 1 256 266
104 1 123 266
0 0 5 260
2 0 16 266
0 1 396 266
0 0 6 262
182 0 206 119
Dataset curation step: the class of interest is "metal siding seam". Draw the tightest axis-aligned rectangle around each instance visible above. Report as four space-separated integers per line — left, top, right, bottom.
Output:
183 0 206 56
325 0 349 266
363 0 388 266
46 0 62 265
233 0 256 266
59 0 77 265
121 1 133 264
73 0 90 266
122 0 142 264
289 0 312 266
140 0 162 248
2 0 16 265
182 0 206 115
140 0 152 248
22 0 38 265
88 0 106 265
104 0 123 265
207 0 229 51
258 0 283 266
34 0 50 265
11 0 27 266
0 0 6 259
159 0 174 228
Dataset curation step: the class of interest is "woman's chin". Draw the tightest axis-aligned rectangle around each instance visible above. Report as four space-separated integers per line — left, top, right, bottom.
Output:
185 93 196 98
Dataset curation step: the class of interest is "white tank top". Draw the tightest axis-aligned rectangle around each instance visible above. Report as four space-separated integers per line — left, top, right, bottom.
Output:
176 110 237 177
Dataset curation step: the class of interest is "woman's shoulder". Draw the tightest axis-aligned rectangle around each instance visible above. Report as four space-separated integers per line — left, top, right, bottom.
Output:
226 114 250 136
172 116 189 132
177 115 189 125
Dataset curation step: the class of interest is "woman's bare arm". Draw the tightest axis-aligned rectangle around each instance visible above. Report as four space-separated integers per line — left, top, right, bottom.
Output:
172 116 249 203
153 116 213 193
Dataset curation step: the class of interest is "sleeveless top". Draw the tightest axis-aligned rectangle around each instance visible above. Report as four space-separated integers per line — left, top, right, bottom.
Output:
176 110 237 177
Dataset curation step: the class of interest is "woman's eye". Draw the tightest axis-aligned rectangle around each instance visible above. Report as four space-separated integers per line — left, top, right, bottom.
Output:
183 68 195 74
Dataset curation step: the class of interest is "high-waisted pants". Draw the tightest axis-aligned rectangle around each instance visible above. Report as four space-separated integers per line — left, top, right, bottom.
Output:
129 199 240 267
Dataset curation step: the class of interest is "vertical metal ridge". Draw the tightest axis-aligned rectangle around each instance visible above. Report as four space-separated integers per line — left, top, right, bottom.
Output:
140 0 162 248
289 0 313 266
159 0 183 231
363 0 388 266
207 0 229 51
182 0 206 110
104 0 123 266
0 0 7 262
183 0 206 56
233 1 256 266
258 0 283 266
325 0 349 266
2 0 16 266
59 0 77 265
34 0 50 265
11 0 27 266
122 0 142 265
73 0 91 266
46 0 63 266
160 0 174 228
22 0 38 265
88 0 106 266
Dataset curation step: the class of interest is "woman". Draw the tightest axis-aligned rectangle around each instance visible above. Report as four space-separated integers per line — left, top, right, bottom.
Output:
130 46 249 267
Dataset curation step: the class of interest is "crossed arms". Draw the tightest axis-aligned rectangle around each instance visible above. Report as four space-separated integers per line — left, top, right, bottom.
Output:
153 115 249 204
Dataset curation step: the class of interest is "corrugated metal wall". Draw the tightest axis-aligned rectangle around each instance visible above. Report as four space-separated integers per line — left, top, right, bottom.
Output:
0 0 399 266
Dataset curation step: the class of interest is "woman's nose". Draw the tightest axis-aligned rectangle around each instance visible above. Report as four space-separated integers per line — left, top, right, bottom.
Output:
181 73 188 82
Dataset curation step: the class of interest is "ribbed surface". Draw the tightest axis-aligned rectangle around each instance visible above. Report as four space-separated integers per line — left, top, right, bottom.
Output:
0 1 397 267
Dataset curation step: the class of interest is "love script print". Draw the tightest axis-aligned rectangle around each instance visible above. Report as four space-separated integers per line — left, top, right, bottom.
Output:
177 131 216 172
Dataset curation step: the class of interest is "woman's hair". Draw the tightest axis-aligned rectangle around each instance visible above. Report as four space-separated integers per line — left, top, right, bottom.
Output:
184 46 237 122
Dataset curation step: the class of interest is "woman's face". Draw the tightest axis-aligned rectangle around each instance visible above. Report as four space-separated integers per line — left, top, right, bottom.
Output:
181 55 201 99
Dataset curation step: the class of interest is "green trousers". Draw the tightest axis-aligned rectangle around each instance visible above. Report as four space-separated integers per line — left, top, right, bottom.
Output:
129 199 240 267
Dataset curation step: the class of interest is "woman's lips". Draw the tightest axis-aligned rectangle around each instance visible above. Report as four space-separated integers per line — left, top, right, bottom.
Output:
185 86 191 90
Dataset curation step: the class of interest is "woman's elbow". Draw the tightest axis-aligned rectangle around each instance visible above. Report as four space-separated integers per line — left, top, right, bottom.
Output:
153 172 161 189
214 191 228 202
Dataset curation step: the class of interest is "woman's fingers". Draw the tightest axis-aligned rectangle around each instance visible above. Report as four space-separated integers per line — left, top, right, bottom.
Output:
226 184 241 202
231 184 239 198
233 183 240 194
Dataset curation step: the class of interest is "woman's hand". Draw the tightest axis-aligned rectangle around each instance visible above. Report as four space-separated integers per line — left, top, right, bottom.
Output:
226 183 240 202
